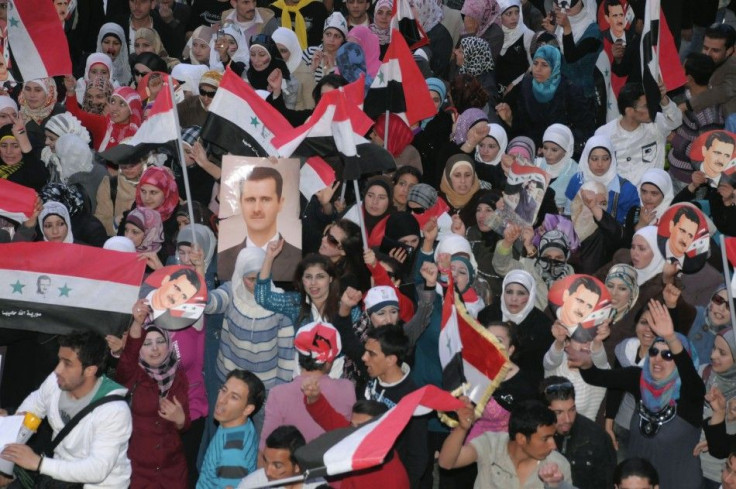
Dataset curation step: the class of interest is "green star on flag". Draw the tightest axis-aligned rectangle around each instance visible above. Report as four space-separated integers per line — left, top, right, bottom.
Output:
9 16 19 28
376 70 385 85
250 117 260 127
58 283 72 297
10 280 24 294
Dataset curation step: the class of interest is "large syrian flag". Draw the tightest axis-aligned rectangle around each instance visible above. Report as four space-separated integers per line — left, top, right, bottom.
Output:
390 0 429 50
439 275 509 424
364 30 436 126
7 0 72 80
294 386 463 478
0 179 37 224
100 82 179 164
640 0 662 122
201 68 291 157
0 242 145 335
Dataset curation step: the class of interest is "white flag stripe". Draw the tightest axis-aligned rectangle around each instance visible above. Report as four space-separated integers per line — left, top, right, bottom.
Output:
463 359 493 405
7 8 46 80
123 109 178 146
0 271 140 313
438 306 462 366
0 210 28 223
370 58 403 89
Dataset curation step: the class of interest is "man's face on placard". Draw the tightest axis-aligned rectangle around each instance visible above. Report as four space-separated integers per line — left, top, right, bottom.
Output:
605 4 626 38
559 284 600 327
153 274 198 309
667 215 699 258
702 139 735 178
239 176 284 236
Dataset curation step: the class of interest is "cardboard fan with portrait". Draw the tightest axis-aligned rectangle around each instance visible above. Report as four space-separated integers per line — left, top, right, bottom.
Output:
656 203 710 274
548 274 614 343
138 265 207 330
688 130 736 186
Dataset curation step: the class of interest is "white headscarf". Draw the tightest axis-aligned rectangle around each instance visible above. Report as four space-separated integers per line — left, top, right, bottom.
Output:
632 226 665 286
75 53 115 100
498 0 533 57
0 95 18 116
555 0 596 45
272 27 303 74
40 201 74 243
637 168 674 223
41 113 92 180
537 123 574 179
501 270 537 323
55 133 94 183
171 64 209 95
176 224 217 272
578 134 617 187
96 23 132 86
475 123 508 166
231 247 275 318
434 234 479 270
104 236 136 252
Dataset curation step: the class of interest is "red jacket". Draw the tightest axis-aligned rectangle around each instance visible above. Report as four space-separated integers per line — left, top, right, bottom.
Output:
116 335 190 489
305 394 410 489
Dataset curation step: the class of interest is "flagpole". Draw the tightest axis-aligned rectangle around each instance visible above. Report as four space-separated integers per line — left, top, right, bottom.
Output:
383 109 390 150
353 180 369 248
167 81 198 251
719 235 736 348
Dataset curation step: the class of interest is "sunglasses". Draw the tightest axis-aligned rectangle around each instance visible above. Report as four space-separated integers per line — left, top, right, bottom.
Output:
322 228 342 249
712 294 731 310
648 346 674 361
544 381 574 396
199 87 217 98
409 206 426 214
133 69 151 78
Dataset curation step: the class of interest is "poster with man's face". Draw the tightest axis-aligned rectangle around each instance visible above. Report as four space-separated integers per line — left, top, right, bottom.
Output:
217 157 302 283
548 274 614 343
502 162 549 226
656 203 710 274
689 130 736 186
139 265 207 330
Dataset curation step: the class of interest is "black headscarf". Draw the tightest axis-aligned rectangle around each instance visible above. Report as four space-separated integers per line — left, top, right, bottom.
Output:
246 35 290 90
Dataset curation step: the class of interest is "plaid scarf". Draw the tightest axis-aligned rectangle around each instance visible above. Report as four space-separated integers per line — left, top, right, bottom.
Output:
138 326 179 398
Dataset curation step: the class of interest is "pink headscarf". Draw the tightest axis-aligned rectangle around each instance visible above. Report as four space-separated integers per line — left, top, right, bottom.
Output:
347 26 381 78
135 166 179 222
125 207 164 253
98 87 142 151
461 0 501 37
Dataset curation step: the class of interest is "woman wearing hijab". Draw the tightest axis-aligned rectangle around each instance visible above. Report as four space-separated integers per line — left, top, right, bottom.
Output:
303 12 348 83
183 26 216 66
436 108 488 189
475 123 508 169
81 76 114 116
41 112 92 184
565 134 640 225
440 154 482 224
273 27 316 110
461 0 502 53
346 26 380 79
247 35 297 109
576 300 705 489
64 79 142 151
494 0 534 103
0 119 49 192
452 36 498 107
74 53 116 101
342 176 395 248
54 133 108 215
96 23 132 86
131 52 169 89
535 123 578 212
413 77 454 182
123 207 165 270
39 201 75 243
212 25 250 76
370 0 392 57
603 263 640 363
133 166 180 255
623 168 675 246
116 305 190 489
19 78 65 153
134 27 180 71
202 247 296 432
461 190 505 301
496 44 595 151
500 269 553 387
336 42 370 87
38 182 109 247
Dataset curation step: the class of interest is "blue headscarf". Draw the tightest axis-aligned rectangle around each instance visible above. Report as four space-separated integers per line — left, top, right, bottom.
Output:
420 78 446 130
639 332 699 412
337 42 371 86
531 45 562 103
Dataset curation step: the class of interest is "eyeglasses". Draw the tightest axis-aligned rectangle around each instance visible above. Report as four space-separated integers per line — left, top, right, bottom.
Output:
648 346 674 361
543 381 574 396
712 294 731 310
199 87 217 98
322 228 342 249
133 69 151 78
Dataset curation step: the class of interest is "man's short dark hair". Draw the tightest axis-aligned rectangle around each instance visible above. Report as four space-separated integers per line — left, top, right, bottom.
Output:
617 83 645 115
226 369 266 415
685 52 717 86
508 400 557 441
568 276 601 298
366 325 409 365
352 400 389 418
265 425 306 466
613 457 659 485
239 166 283 200
168 267 202 292
705 130 736 149
539 376 576 405
58 331 109 377
705 23 736 50
673 205 700 229
603 0 623 15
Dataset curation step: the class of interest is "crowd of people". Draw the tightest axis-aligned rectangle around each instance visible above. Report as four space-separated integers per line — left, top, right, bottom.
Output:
2 0 736 487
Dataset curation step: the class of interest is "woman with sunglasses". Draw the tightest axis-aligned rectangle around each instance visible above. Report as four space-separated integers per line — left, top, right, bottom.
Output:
572 299 705 489
318 219 371 293
177 71 222 128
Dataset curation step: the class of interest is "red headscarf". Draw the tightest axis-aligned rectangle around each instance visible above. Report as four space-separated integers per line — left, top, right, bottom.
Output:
135 166 179 221
99 87 142 151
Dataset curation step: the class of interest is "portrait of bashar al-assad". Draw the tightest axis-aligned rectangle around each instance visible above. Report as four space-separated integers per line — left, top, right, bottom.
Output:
218 160 302 283
37 275 51 296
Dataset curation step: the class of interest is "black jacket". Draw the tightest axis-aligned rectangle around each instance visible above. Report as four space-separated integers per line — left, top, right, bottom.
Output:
555 413 617 489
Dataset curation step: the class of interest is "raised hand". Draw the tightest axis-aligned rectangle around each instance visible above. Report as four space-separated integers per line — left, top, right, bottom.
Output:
420 262 439 287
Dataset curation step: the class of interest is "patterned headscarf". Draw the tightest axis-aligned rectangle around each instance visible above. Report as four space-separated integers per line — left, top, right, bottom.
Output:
370 0 392 45
461 0 501 37
82 76 114 115
451 108 488 145
135 166 179 221
605 263 640 320
138 325 179 398
459 36 495 77
19 78 58 125
640 332 698 413
336 42 368 84
347 26 381 79
125 207 164 253
40 183 86 217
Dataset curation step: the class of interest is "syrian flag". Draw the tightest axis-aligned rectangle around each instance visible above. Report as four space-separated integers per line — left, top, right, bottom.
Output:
294 385 463 479
0 179 37 224
339 74 365 109
7 0 72 81
99 82 179 164
201 68 291 157
439 275 509 424
640 0 662 122
364 30 436 126
300 156 336 201
390 0 429 50
0 242 145 335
